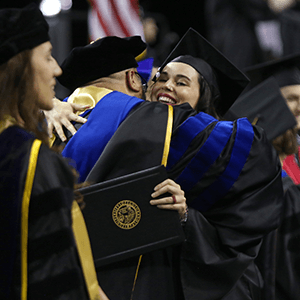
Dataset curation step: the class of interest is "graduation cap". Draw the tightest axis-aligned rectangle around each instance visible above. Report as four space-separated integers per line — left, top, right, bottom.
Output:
244 52 300 88
58 36 147 91
153 28 250 116
225 77 297 141
0 3 49 66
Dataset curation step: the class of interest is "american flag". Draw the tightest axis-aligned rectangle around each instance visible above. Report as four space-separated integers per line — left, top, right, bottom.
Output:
87 0 145 41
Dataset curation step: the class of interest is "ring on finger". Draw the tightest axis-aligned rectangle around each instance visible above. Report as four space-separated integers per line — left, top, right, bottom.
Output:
172 195 177 204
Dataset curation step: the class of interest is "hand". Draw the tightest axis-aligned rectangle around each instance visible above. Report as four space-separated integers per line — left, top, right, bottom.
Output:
150 179 187 219
43 97 89 141
99 285 109 300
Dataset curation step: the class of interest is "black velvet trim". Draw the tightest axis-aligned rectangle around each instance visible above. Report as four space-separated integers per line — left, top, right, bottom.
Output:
29 188 74 219
28 269 84 299
28 228 75 262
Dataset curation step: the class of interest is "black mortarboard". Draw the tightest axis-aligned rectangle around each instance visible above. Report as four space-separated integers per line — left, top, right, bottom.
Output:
153 28 250 116
244 53 300 88
0 4 49 66
225 77 297 141
58 36 147 91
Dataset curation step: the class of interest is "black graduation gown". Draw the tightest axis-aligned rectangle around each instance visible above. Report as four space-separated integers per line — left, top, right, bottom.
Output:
0 126 89 300
275 176 300 299
56 89 283 299
255 174 300 300
84 101 283 299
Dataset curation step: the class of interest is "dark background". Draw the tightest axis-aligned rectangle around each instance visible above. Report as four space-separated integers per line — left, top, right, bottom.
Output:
0 0 206 98
1 0 207 50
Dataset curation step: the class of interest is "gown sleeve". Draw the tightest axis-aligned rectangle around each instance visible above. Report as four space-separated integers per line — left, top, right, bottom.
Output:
175 119 283 299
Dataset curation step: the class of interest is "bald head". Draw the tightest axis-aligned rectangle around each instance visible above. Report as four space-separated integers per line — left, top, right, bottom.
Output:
86 68 146 100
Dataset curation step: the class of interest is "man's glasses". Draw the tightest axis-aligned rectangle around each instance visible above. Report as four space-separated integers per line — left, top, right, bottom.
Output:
134 72 148 92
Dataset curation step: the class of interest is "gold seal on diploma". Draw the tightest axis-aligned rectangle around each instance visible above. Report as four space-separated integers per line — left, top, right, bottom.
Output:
112 200 141 230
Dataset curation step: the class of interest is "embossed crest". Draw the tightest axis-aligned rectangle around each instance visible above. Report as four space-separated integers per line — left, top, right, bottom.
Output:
112 200 141 230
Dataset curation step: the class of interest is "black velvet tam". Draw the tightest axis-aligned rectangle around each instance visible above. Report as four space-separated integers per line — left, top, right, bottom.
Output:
153 28 250 116
0 3 49 66
58 36 147 91
225 77 297 141
244 53 300 88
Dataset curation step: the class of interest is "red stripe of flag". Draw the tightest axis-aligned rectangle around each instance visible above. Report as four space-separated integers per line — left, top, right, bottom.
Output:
129 0 140 16
110 0 131 37
90 0 112 36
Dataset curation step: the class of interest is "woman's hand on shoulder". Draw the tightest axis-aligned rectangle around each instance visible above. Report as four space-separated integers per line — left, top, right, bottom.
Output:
43 97 89 141
150 178 187 219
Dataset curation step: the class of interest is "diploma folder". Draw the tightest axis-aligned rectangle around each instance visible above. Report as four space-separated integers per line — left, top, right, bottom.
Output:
79 165 185 267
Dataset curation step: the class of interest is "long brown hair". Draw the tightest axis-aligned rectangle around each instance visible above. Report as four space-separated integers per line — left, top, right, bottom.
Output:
272 128 298 156
0 49 49 144
0 49 87 207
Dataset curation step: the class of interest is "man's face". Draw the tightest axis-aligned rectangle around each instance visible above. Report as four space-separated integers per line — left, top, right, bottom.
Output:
280 84 300 129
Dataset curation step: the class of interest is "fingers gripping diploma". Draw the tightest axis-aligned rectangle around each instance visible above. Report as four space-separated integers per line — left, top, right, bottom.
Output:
150 179 187 219
43 97 89 141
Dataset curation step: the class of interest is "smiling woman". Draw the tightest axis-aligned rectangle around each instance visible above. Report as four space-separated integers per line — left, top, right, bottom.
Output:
150 61 219 117
150 28 249 119
151 62 201 109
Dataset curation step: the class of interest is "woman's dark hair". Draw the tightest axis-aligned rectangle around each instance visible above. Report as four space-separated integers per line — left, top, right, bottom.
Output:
195 74 220 119
272 127 298 156
0 49 49 144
